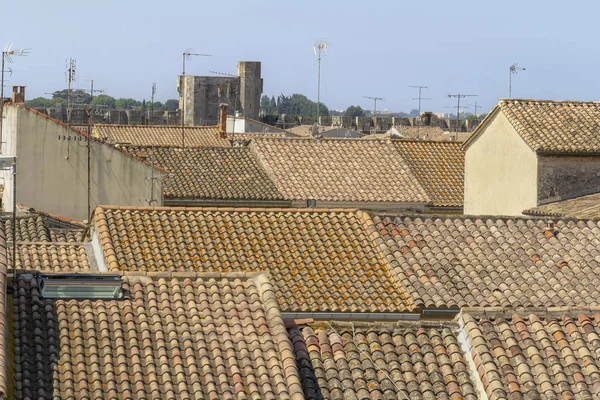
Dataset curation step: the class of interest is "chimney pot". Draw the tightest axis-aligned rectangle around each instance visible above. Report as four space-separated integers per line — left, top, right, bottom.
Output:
12 86 26 104
218 103 228 138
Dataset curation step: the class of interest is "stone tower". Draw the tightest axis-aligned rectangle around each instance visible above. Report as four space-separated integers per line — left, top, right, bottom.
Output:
238 61 263 120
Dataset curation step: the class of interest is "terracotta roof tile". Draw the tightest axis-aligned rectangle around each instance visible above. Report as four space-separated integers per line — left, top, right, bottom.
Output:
2 215 86 243
462 311 600 399
121 146 284 201
523 192 600 219
372 214 600 309
93 206 413 313
250 138 431 203
393 141 464 207
0 227 8 397
11 272 304 399
391 126 446 139
290 322 478 400
495 99 600 154
93 124 230 147
9 242 91 272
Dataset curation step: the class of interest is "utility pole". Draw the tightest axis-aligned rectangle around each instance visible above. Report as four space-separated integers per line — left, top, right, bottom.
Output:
1 44 30 145
509 63 525 98
447 93 477 132
409 85 431 116
181 50 211 147
363 96 383 116
86 108 92 222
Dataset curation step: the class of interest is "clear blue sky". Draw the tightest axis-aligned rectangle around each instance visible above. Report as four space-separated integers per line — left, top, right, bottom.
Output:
1 0 598 115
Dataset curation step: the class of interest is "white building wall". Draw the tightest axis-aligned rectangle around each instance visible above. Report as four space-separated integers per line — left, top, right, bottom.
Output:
2 104 163 220
464 111 538 216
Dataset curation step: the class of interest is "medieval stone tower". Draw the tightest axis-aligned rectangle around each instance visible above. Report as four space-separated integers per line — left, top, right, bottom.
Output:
178 61 263 126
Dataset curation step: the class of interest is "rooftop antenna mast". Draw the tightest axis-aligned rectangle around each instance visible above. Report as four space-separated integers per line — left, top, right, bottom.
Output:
181 49 211 147
1 43 30 145
65 58 76 126
466 101 480 117
408 85 431 116
314 38 327 124
363 96 383 116
509 63 525 98
150 82 156 120
85 78 104 103
447 93 477 132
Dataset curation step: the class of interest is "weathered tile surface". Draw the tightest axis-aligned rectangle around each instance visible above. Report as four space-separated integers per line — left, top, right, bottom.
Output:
122 146 284 201
523 192 600 219
10 242 91 272
496 99 600 154
93 124 230 147
462 311 600 399
290 322 477 400
372 214 600 309
393 141 464 207
94 206 411 312
2 214 86 243
0 228 8 397
250 138 430 203
11 272 304 399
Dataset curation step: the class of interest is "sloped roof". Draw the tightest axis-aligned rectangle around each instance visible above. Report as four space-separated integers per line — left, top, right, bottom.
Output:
466 99 600 154
289 321 478 399
250 138 431 203
2 212 86 243
10 242 91 272
393 141 464 207
523 192 600 219
11 272 304 399
93 124 230 147
0 228 7 397
93 206 412 313
121 146 284 201
391 125 445 139
461 309 600 399
372 214 600 310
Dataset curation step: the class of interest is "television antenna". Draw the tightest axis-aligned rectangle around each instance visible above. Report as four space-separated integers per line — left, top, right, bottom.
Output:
363 96 383 116
509 63 525 98
1 43 30 146
408 85 431 116
466 101 480 117
313 38 328 122
447 93 477 132
181 49 211 146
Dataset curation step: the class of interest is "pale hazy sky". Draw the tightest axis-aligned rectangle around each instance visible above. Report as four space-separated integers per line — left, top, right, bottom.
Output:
1 0 598 115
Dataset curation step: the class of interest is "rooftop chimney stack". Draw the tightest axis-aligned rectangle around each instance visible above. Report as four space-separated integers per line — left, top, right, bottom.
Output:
218 103 228 138
12 86 25 104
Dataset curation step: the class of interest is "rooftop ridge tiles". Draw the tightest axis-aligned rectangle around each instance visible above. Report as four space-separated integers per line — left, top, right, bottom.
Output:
94 204 360 213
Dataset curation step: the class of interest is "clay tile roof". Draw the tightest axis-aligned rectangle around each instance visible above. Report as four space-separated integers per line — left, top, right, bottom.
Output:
392 125 446 139
250 138 431 203
9 242 92 272
371 214 600 310
0 228 7 397
289 321 478 399
121 145 284 201
2 214 86 243
393 141 464 207
523 192 600 220
491 99 600 154
461 310 600 399
92 124 230 147
93 206 413 313
11 272 304 399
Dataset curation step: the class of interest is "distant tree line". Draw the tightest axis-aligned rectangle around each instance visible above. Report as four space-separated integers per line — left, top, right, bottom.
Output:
25 89 179 112
260 94 329 117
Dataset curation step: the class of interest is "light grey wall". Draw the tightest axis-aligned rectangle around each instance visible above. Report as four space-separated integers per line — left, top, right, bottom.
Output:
464 111 538 216
2 104 163 221
537 155 600 204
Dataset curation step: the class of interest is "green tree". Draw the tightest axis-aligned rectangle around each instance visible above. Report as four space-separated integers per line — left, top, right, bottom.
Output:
50 89 91 105
344 105 365 117
26 97 53 108
277 93 329 116
164 99 179 111
90 95 116 109
115 98 141 110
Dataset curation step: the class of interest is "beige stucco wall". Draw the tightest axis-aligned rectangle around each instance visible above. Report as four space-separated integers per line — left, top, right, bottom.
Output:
1 104 163 221
464 111 538 216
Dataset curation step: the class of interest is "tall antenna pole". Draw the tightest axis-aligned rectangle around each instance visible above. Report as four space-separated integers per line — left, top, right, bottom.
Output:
151 82 156 117
509 63 525 98
314 39 327 123
409 85 431 116
363 96 383 116
447 93 477 132
466 102 480 117
66 58 76 127
86 107 92 221
181 50 210 147
0 44 30 146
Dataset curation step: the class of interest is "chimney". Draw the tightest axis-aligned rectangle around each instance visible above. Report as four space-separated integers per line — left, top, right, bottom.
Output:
218 103 228 138
12 86 25 103
422 111 432 126
544 221 556 239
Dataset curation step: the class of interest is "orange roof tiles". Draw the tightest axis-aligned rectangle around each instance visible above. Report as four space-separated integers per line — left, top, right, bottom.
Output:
393 141 464 207
250 138 430 203
10 242 91 272
93 124 230 147
93 206 412 313
290 321 478 399
11 272 304 399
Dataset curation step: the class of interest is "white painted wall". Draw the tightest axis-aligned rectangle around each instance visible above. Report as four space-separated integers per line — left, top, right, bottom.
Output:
2 104 163 220
464 111 538 216
226 116 285 133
